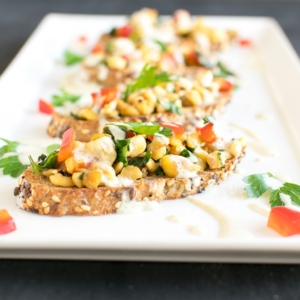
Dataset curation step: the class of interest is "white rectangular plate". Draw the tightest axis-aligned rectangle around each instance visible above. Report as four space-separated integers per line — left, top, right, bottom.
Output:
1 14 300 263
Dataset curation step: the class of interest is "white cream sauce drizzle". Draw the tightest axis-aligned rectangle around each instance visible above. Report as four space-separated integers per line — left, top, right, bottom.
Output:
247 203 270 217
247 142 280 157
229 122 261 142
187 225 202 236
255 157 264 162
12 138 61 165
233 166 245 174
280 193 300 213
262 174 283 190
256 113 274 121
169 155 198 178
117 192 161 214
273 172 292 182
167 215 180 223
187 196 254 239
107 125 126 141
60 71 100 95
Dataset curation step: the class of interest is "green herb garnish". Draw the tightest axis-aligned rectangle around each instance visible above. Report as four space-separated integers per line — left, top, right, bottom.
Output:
123 65 174 100
180 149 191 158
0 156 28 178
105 122 173 137
154 40 167 52
128 151 151 167
155 166 165 176
203 116 215 125
46 144 60 154
158 100 182 115
52 89 81 107
0 138 28 178
29 151 58 174
243 173 300 207
105 41 114 53
214 61 235 78
64 50 84 66
70 112 87 120
186 146 197 153
216 151 224 168
115 139 130 167
180 148 198 163
0 138 19 157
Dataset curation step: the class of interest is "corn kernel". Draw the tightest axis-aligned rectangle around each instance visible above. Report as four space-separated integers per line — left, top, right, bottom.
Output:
91 133 110 141
49 173 75 187
127 135 147 157
119 166 142 180
107 56 127 70
72 172 84 188
169 145 185 155
169 137 182 147
151 135 169 148
206 151 230 169
160 155 178 178
145 158 159 173
238 136 247 147
151 146 166 160
64 157 75 174
186 131 202 148
83 171 102 188
230 140 242 157
184 89 202 106
77 107 98 121
113 162 124 175
86 136 117 165
194 147 208 162
117 99 140 116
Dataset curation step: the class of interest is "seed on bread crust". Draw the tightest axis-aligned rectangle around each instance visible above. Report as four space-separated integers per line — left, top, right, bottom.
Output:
52 195 61 203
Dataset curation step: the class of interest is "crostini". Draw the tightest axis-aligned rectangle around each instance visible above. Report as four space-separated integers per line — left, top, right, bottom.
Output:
15 119 246 216
47 66 234 142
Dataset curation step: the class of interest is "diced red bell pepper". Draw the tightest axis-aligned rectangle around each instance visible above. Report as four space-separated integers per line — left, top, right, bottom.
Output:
238 38 252 47
158 122 185 135
214 78 234 92
92 87 119 108
267 206 300 237
161 52 177 67
0 209 16 235
196 123 217 143
39 99 54 115
126 131 136 139
147 135 154 141
115 24 133 38
185 51 199 66
57 127 75 162
91 44 103 54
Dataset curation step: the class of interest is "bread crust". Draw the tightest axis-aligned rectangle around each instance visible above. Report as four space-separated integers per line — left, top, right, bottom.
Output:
14 147 245 217
47 92 231 142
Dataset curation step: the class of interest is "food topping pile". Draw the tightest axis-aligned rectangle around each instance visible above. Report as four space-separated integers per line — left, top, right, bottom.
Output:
66 65 233 121
68 8 237 84
30 119 245 189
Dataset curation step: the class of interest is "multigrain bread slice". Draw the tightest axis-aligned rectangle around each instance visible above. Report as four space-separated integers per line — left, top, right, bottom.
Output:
47 91 231 142
14 147 245 217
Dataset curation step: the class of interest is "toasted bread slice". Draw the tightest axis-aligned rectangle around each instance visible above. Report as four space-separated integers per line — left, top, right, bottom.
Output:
47 91 231 142
14 147 245 217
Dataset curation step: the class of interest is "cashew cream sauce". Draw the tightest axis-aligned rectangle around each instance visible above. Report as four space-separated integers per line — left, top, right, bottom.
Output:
117 191 161 214
187 196 254 238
